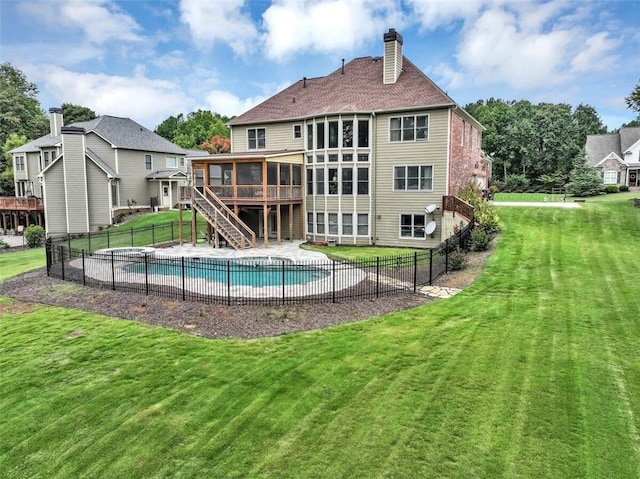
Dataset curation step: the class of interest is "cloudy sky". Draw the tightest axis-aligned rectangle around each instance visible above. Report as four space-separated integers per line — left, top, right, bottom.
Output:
1 0 638 131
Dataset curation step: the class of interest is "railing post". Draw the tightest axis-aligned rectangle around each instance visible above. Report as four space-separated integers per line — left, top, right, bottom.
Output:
144 254 149 296
60 245 65 280
226 261 231 306
107 228 110 248
413 252 417 293
45 237 52 275
68 234 71 253
181 256 186 301
111 251 116 290
282 260 286 306
376 256 380 298
82 249 86 286
88 231 91 254
332 260 336 303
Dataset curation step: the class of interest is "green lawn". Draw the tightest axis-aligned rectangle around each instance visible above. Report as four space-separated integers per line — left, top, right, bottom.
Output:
494 191 638 203
0 247 46 281
1 198 639 478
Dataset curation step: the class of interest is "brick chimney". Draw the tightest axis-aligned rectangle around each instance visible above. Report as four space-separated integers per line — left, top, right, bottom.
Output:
49 107 64 137
383 28 403 85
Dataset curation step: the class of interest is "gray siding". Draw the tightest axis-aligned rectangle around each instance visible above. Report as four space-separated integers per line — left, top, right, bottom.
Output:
373 108 450 247
86 159 111 228
118 149 187 207
62 134 89 233
231 122 304 152
43 160 67 235
85 133 116 169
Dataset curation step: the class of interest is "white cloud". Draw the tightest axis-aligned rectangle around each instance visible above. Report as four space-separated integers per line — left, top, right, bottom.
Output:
204 90 267 117
456 8 574 88
179 0 258 55
20 0 143 44
571 32 621 72
32 65 194 129
262 0 405 62
406 0 487 30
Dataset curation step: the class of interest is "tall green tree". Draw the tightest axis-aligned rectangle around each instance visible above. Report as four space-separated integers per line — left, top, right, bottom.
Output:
61 102 96 124
1 133 28 195
154 110 232 149
465 99 607 186
0 63 48 146
625 79 640 112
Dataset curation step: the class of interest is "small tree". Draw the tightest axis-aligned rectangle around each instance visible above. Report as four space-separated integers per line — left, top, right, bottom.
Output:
201 135 231 154
566 155 603 197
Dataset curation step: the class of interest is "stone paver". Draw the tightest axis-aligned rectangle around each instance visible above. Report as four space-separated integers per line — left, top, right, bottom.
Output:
419 285 462 299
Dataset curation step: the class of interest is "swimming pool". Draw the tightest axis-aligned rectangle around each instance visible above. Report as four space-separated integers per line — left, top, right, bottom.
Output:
122 256 330 287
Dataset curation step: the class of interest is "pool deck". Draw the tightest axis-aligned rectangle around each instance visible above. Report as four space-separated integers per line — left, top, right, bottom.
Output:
154 240 330 263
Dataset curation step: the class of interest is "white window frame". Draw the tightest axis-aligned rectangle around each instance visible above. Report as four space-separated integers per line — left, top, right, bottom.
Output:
342 213 353 235
293 124 302 139
166 156 178 168
248 128 266 149
393 165 433 191
399 214 426 239
603 170 618 184
15 156 25 171
357 213 368 236
389 115 429 142
145 154 152 170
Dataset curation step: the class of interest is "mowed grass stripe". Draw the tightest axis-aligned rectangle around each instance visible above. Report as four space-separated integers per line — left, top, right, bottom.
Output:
1 199 639 478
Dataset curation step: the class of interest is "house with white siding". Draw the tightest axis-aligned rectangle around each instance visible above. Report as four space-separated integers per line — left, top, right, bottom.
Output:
187 29 488 249
9 109 203 235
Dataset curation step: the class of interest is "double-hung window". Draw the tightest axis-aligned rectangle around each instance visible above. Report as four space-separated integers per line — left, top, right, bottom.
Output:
293 124 302 139
15 156 25 171
394 165 433 191
357 214 368 236
166 156 178 168
145 154 152 170
400 214 426 239
248 128 265 149
603 170 619 184
390 115 428 141
342 213 353 235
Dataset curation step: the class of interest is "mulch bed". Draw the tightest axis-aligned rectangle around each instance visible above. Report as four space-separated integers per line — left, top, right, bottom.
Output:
0 241 496 339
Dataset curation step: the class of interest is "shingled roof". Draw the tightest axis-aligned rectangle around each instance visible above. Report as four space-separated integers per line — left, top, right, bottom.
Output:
586 127 640 166
10 116 189 155
228 56 456 126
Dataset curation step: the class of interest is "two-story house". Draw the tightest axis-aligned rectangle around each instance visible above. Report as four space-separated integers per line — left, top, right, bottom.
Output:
585 127 640 189
9 108 202 235
187 29 488 249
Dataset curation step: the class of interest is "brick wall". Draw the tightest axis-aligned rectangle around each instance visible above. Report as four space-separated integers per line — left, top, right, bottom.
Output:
449 111 486 195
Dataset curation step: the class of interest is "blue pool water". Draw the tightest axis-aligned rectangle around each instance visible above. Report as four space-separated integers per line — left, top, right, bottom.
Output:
122 256 330 287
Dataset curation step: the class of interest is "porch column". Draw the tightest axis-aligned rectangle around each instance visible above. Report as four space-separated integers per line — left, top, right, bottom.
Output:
289 204 294 242
263 204 269 247
276 204 282 244
178 202 184 245
191 206 197 246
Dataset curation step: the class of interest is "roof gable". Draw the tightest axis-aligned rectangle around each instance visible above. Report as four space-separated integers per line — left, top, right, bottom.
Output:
594 152 625 167
228 56 456 126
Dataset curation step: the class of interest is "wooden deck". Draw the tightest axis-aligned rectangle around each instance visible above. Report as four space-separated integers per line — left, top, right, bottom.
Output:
0 196 44 212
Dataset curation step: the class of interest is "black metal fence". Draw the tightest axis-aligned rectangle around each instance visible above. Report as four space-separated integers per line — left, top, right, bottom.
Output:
46 221 474 306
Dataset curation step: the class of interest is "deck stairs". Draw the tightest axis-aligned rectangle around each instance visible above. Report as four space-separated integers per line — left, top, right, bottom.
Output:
190 187 256 250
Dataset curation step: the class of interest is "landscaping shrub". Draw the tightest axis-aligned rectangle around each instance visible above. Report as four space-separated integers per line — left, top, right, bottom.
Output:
458 182 500 234
604 185 619 194
470 228 491 251
504 173 530 192
619 185 629 192
24 225 45 248
448 249 468 271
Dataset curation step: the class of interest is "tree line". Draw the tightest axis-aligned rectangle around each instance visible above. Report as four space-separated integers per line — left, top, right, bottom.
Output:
1 62 639 197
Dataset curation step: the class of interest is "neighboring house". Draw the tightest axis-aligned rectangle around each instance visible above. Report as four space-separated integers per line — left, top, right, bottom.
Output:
188 29 488 249
585 127 640 189
9 108 204 235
